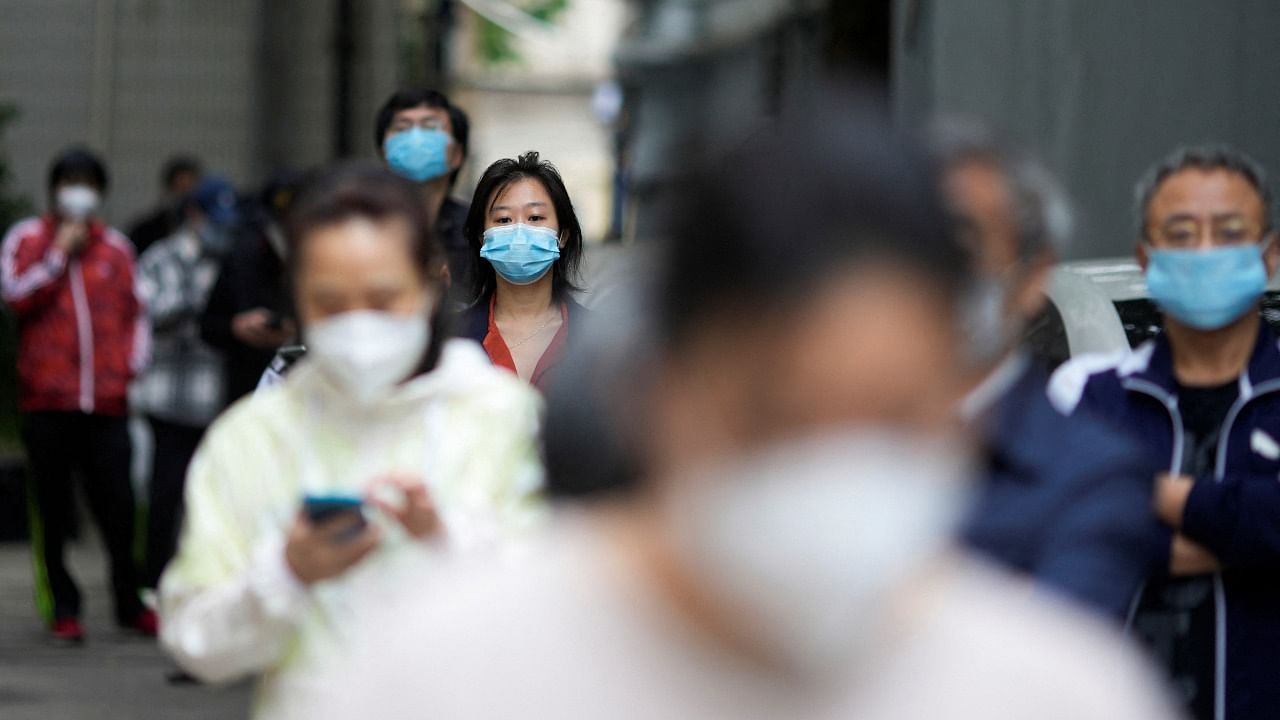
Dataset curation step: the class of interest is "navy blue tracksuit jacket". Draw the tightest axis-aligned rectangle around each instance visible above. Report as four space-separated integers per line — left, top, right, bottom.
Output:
1050 323 1280 720
964 358 1155 621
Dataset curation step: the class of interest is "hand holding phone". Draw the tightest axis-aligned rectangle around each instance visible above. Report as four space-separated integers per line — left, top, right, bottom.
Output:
285 494 380 585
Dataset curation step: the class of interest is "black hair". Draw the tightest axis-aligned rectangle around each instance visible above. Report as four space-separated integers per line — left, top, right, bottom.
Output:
657 92 969 352
463 151 584 306
285 161 449 375
373 88 470 189
1134 144 1273 238
161 155 202 190
47 147 108 196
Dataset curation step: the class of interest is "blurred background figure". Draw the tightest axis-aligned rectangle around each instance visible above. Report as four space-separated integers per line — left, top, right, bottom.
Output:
325 89 1177 720
200 172 298 406
932 118 1157 620
459 152 587 391
133 174 239 590
127 155 203 256
159 163 543 720
0 147 152 643
375 87 473 304
1052 145 1280 720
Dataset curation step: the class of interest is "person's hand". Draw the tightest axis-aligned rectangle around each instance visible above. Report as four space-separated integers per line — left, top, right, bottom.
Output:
232 308 294 349
54 221 88 255
283 511 381 585
1154 473 1194 528
367 475 442 540
1170 533 1219 576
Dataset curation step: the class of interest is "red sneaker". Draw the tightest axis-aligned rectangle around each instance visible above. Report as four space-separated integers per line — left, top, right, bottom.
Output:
51 616 85 644
131 608 159 637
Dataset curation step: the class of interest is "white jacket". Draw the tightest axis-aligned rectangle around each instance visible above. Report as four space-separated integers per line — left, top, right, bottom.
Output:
159 339 544 719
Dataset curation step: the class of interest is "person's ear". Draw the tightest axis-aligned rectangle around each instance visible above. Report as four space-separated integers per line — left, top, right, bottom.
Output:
448 142 463 172
1264 232 1279 277
1135 241 1150 272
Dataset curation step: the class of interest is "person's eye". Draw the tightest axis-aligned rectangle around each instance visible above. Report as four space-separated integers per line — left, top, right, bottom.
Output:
493 217 512 225
528 215 544 223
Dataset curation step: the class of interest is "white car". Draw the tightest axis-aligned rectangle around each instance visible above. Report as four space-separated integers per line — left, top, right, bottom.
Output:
1033 258 1280 369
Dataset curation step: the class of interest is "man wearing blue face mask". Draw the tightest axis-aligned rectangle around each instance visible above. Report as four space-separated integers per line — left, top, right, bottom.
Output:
1050 145 1280 720
374 88 473 305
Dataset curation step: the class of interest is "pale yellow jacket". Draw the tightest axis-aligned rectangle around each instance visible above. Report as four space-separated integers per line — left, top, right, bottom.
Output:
158 339 544 719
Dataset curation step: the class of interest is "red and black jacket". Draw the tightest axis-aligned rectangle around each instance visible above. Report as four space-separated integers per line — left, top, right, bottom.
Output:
1 215 149 416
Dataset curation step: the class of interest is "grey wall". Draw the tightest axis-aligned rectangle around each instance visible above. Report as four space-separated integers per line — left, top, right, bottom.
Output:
0 0 400 230
894 0 1280 260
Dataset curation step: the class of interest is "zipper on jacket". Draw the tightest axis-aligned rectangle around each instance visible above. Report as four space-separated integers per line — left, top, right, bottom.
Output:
68 259 94 413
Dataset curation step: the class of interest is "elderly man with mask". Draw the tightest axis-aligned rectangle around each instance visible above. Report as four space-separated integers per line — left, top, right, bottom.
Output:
1052 146 1280 720
934 119 1155 621
315 92 1178 720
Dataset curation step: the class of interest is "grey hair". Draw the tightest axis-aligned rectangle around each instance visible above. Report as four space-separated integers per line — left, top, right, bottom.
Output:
929 116 1073 259
1133 144 1273 238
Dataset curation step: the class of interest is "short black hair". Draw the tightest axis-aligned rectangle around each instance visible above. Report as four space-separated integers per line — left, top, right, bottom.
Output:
1134 144 1273 238
463 151 584 306
373 88 470 189
658 92 968 351
162 155 202 189
286 161 449 375
48 147 108 195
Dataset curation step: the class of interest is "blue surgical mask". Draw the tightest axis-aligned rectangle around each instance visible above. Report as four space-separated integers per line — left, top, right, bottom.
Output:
384 127 451 183
481 224 561 285
1145 242 1270 330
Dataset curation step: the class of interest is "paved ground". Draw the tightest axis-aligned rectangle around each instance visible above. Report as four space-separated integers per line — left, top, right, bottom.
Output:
0 539 251 719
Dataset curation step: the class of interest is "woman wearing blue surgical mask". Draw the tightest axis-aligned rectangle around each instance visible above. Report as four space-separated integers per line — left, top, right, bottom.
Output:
158 163 543 720
458 152 587 390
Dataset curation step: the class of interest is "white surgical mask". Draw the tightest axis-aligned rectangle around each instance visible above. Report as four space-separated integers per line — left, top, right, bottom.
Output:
664 429 971 678
306 307 431 403
56 185 100 221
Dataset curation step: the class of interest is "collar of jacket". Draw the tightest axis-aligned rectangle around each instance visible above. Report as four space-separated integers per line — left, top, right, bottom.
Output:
1121 320 1280 397
42 213 106 244
456 295 589 345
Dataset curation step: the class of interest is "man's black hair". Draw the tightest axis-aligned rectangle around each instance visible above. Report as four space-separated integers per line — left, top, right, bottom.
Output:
161 155 202 190
463 151 584 306
657 88 968 350
1134 144 1274 238
47 147 109 195
373 88 470 189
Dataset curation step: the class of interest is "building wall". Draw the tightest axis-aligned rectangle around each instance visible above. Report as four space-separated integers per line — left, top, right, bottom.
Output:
893 0 1280 260
0 0 400 231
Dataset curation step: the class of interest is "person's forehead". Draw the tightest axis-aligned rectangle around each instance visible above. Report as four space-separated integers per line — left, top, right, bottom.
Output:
490 178 552 207
1150 167 1264 219
391 104 452 130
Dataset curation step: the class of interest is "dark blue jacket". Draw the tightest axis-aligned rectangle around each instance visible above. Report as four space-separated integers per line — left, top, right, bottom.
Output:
964 358 1155 621
1050 323 1280 720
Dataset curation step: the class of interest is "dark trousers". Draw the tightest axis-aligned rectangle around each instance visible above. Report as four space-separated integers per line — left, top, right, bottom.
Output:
144 416 205 588
23 411 143 625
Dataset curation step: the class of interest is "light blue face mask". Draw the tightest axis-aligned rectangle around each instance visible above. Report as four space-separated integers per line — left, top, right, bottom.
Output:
384 127 451 183
1145 241 1271 330
481 224 561 285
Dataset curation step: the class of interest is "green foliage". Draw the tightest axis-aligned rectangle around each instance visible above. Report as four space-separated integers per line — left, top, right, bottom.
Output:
0 102 31 461
475 0 571 66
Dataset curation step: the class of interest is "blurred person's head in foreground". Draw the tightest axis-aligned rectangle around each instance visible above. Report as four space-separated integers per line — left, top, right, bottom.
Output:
285 161 448 402
546 88 977 679
930 117 1071 374
47 146 109 223
1133 144 1277 336
375 88 469 191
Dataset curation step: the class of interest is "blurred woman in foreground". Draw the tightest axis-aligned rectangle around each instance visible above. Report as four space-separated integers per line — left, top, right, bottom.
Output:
158 163 543 720
327 94 1179 719
458 151 587 391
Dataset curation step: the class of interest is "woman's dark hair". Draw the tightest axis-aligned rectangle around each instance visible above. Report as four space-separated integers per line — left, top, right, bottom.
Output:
285 161 449 374
48 147 109 195
373 88 469 190
463 151 584 305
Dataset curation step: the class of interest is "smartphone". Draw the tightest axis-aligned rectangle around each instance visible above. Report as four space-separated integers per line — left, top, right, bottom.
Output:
302 494 366 542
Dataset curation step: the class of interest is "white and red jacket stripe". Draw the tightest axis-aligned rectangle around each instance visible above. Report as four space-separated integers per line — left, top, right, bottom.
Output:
1 215 149 416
